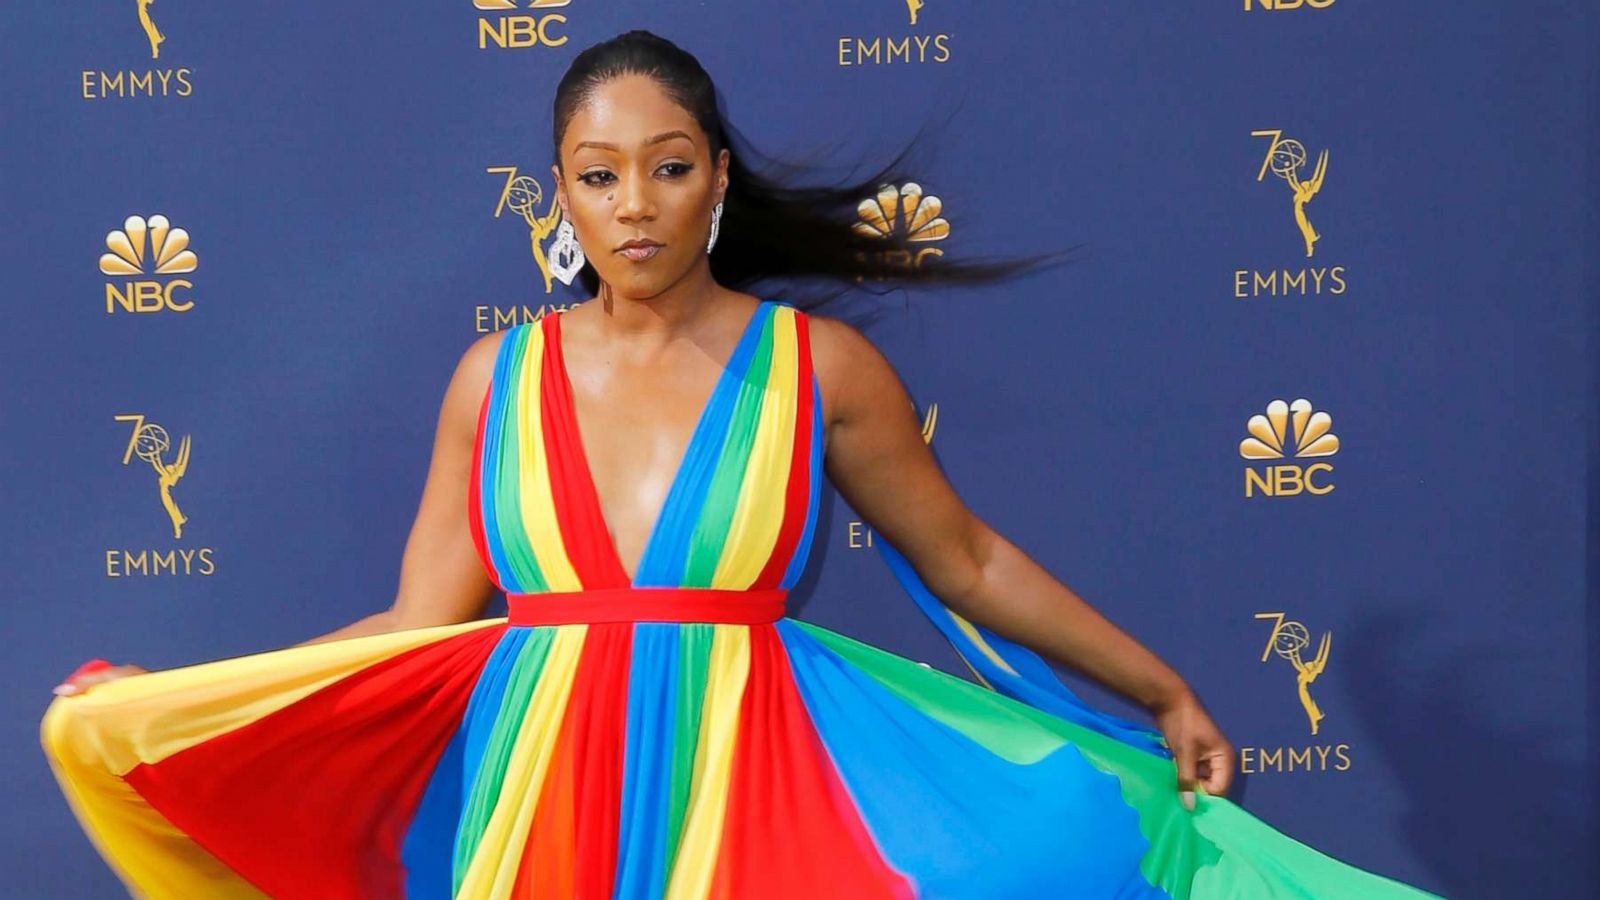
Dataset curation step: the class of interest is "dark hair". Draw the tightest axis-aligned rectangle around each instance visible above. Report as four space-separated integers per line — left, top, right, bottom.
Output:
553 30 1074 313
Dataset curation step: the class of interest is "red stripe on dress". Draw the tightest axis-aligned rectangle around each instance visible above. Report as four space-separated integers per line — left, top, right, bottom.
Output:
512 623 632 900
468 378 500 590
507 588 786 626
121 626 507 900
541 313 629 588
706 625 913 900
755 311 816 588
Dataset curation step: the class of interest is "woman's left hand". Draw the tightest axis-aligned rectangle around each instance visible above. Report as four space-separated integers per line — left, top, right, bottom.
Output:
1152 690 1235 810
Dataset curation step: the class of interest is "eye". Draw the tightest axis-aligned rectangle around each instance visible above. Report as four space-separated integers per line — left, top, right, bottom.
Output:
577 170 615 188
659 162 693 178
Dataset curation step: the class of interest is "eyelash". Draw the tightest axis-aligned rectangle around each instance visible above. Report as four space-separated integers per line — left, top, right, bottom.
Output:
577 162 693 187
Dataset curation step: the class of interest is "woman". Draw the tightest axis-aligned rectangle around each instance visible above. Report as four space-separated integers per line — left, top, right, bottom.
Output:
42 30 1440 900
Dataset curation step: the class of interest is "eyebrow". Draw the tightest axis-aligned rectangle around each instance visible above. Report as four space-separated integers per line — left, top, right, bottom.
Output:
574 130 695 153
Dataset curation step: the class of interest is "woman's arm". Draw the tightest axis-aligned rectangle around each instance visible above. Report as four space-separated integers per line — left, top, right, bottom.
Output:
294 330 506 646
809 315 1234 802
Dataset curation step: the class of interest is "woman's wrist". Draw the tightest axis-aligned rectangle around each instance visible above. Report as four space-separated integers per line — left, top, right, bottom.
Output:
1142 674 1196 716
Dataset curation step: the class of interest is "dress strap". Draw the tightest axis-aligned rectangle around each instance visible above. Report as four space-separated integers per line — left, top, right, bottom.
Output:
506 587 787 625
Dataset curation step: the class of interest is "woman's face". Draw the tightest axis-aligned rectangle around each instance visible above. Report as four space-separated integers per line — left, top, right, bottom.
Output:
553 73 728 299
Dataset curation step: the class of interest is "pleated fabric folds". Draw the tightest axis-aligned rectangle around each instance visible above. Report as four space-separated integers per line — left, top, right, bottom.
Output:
41 299 1443 900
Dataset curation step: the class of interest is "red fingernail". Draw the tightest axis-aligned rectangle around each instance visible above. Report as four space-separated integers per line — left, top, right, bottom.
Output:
65 658 113 681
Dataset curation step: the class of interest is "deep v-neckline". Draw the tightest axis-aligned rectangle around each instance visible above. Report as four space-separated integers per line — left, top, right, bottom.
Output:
548 300 770 586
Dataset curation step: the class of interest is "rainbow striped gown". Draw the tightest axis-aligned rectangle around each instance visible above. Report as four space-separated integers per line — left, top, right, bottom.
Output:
41 299 1441 899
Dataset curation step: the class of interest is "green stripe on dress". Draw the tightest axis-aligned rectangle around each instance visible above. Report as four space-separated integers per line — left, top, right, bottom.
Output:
663 623 714 874
492 325 548 593
451 626 558 891
682 310 775 586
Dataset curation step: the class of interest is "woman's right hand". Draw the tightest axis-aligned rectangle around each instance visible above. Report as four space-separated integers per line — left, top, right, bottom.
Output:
52 659 150 697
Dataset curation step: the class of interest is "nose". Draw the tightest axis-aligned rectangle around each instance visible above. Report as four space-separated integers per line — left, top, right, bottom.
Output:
615 167 656 223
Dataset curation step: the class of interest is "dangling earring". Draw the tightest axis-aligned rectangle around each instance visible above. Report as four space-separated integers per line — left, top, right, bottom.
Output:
706 201 724 253
548 218 585 286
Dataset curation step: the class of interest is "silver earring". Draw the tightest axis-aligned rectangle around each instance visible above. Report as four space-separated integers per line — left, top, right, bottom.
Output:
548 218 585 285
707 201 724 253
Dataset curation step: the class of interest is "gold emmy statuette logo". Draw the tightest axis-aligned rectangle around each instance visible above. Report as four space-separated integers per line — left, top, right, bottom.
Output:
489 166 567 293
852 183 948 279
136 0 167 59
1232 129 1345 298
838 2 950 66
1252 129 1328 258
117 414 191 539
1239 398 1339 497
1255 611 1331 734
848 400 937 549
81 4 193 99
1238 609 1349 774
475 166 577 332
475 0 571 50
100 214 198 314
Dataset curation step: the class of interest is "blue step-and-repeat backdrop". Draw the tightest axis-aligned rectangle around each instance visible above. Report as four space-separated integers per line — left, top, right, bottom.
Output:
2 2 1594 897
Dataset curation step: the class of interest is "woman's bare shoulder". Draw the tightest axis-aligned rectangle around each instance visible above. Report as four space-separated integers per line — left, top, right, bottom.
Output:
438 326 515 430
466 325 511 362
458 326 511 387
801 310 903 428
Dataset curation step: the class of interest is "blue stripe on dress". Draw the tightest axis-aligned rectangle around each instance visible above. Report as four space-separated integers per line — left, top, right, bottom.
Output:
478 324 527 593
775 620 1170 900
633 302 772 588
400 627 532 896
610 623 680 899
780 377 824 589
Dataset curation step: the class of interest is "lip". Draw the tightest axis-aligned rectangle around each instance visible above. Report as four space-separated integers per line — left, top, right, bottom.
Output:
617 240 663 262
615 239 663 252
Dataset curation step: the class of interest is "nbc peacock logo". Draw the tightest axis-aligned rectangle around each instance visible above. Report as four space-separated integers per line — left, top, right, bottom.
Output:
1243 0 1337 10
848 400 938 549
473 0 572 51
1239 398 1339 498
852 182 948 280
100 214 198 314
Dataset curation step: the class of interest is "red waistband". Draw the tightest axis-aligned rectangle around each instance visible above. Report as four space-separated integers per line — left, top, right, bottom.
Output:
506 587 787 626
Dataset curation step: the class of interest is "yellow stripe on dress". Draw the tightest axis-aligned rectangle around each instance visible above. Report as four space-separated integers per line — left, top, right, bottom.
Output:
513 326 582 592
709 306 798 588
951 609 1021 676
663 624 752 900
454 624 588 900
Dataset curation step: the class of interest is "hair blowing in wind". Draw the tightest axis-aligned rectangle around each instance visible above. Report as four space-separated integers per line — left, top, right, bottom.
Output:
550 29 1072 309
